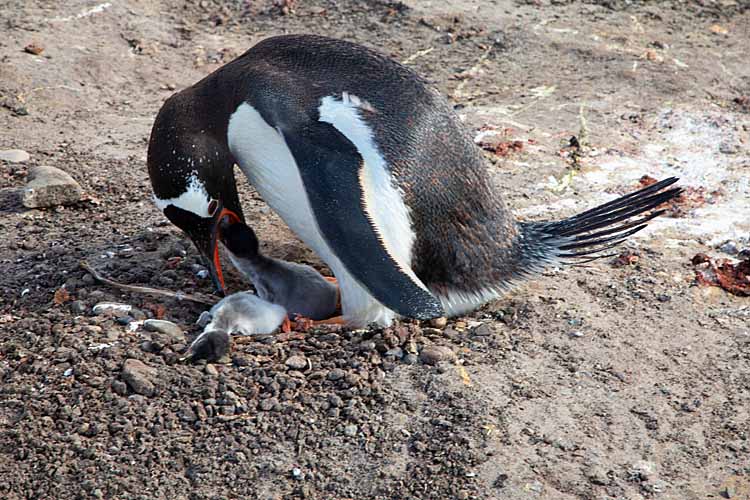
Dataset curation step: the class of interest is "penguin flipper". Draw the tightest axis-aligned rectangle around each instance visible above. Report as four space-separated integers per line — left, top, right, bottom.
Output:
281 122 444 321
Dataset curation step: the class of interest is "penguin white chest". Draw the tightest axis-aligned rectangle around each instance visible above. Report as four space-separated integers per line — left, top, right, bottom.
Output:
226 101 415 327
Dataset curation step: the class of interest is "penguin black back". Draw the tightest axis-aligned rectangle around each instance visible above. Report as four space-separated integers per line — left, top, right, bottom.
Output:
213 35 518 297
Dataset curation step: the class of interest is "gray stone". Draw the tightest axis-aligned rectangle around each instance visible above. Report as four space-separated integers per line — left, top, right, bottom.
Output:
70 301 86 314
419 345 456 365
143 319 183 340
471 323 492 336
92 302 132 316
285 355 308 371
0 149 30 163
631 460 657 481
259 397 277 411
429 316 448 328
343 424 358 437
327 368 346 381
121 359 157 396
328 394 344 408
22 165 83 208
719 240 739 255
403 353 419 365
585 465 609 485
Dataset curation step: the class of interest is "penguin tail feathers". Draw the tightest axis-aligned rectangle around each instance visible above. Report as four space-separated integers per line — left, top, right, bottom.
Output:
519 177 682 265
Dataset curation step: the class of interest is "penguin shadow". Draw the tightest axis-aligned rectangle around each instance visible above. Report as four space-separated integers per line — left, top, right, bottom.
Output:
0 188 25 214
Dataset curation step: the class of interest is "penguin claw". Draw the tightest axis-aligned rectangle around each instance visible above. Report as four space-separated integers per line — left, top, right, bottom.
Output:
292 316 315 332
292 315 346 332
281 315 293 333
315 315 346 326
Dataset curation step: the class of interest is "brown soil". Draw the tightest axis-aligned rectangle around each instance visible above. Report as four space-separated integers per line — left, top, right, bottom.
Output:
1 1 749 499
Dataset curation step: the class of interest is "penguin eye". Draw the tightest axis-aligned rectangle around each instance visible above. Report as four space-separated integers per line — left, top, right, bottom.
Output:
207 199 219 216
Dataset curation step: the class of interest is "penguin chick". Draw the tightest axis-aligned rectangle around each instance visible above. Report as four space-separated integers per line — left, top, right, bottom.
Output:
219 219 339 321
183 291 287 362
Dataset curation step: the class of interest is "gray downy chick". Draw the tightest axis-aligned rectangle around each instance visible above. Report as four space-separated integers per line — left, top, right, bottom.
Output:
219 219 339 321
184 291 287 362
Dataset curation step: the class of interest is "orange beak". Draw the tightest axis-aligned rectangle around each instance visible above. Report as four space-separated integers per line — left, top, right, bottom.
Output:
210 207 242 293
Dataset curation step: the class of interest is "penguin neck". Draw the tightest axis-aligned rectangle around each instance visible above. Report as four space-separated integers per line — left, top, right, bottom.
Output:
226 250 275 292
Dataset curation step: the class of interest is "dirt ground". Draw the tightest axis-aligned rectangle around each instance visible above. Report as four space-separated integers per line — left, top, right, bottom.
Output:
1 0 749 499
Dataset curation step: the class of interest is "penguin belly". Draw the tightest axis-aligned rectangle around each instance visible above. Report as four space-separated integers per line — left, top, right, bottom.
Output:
227 102 399 327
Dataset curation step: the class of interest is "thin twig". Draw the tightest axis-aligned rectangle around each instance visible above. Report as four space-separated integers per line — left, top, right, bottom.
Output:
79 260 217 306
401 47 434 65
451 45 493 100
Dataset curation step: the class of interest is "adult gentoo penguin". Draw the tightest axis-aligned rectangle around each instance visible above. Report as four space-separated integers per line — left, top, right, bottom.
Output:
148 34 681 327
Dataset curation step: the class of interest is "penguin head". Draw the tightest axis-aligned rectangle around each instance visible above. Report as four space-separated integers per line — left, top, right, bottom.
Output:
219 219 260 260
161 198 242 294
147 93 244 295
182 329 230 363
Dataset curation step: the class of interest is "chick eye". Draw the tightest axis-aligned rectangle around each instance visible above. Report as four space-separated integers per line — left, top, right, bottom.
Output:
207 199 219 216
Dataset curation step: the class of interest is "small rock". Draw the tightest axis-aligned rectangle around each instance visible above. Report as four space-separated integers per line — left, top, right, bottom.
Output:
70 301 86 314
429 316 448 328
718 241 739 255
291 467 303 480
440 33 455 44
722 484 737 498
22 165 83 208
585 465 609 485
631 460 657 481
646 479 669 494
130 308 147 320
115 315 134 326
23 43 44 55
403 353 419 365
204 364 219 376
343 424 358 437
63 368 74 377
569 331 585 338
111 379 127 396
419 345 456 365
93 302 132 316
719 141 739 154
121 359 157 396
472 323 492 336
143 319 183 340
0 149 30 163
526 480 544 493
285 355 308 371
327 368 346 381
384 347 403 359
328 394 344 408
259 398 277 411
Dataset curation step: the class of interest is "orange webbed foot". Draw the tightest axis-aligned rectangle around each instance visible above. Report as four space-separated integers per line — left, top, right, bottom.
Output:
314 315 346 326
281 315 292 333
290 314 346 332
